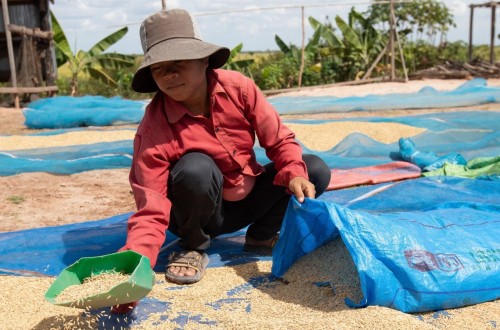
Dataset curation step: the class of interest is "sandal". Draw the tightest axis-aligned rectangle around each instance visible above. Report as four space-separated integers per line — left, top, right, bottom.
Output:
243 234 279 256
165 250 209 284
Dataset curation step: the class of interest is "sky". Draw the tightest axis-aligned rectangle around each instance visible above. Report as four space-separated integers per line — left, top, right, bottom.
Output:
50 0 497 55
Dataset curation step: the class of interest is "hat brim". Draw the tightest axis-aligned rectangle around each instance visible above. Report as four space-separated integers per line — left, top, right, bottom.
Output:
132 39 230 93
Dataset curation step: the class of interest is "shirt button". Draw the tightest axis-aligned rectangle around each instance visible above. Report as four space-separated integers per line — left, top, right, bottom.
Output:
214 127 220 133
232 150 237 155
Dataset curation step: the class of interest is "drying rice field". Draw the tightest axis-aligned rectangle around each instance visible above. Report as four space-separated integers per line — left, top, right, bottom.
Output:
0 78 499 329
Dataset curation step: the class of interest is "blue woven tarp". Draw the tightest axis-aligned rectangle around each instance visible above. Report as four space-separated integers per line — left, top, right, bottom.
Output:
272 177 500 313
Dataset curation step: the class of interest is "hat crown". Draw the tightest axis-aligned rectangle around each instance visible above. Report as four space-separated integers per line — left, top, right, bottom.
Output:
140 9 203 54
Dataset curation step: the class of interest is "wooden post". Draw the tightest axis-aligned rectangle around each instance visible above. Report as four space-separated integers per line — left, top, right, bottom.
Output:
490 3 496 64
392 10 408 82
161 0 166 10
1 0 19 108
8 24 53 39
298 6 305 88
389 0 396 81
363 4 408 82
42 3 57 89
362 42 389 80
469 5 474 61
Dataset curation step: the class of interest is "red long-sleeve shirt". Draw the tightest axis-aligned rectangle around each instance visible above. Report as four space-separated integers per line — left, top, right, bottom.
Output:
122 69 307 266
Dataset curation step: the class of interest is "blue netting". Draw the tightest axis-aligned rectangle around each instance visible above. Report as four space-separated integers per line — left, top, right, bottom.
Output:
0 212 269 277
20 79 500 129
0 140 133 175
2 111 499 176
284 110 500 169
269 78 500 114
23 96 147 128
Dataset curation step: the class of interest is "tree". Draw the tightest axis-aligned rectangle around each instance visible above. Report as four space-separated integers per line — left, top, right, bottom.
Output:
51 12 135 96
366 0 455 45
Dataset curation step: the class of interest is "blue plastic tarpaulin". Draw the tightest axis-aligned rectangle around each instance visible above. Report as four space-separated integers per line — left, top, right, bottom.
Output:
272 177 500 313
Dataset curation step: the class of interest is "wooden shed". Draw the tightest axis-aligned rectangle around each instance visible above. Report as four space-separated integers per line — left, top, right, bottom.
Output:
0 0 58 107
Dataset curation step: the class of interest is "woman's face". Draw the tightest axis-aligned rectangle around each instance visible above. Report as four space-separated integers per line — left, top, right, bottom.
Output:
150 58 209 103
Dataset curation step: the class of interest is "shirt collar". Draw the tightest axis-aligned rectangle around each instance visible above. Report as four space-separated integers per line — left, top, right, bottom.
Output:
164 96 187 124
164 70 227 124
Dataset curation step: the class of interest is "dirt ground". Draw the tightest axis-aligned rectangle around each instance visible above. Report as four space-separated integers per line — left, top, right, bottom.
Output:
1 78 500 233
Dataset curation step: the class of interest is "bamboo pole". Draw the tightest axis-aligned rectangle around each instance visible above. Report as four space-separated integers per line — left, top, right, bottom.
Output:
392 9 408 82
0 86 59 93
1 0 19 108
298 6 305 88
490 2 496 64
362 42 389 80
389 0 396 81
363 0 406 81
468 5 474 61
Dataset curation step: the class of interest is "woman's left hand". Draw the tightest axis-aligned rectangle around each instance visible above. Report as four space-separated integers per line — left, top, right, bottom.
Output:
288 177 316 203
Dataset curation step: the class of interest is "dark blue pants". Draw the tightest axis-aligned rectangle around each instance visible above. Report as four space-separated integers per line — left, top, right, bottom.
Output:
167 152 331 251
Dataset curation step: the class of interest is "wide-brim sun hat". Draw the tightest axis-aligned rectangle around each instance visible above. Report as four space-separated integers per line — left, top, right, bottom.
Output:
132 9 230 93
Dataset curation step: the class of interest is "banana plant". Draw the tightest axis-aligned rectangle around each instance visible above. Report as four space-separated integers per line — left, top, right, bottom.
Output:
274 35 303 62
274 21 326 72
223 43 255 77
337 9 383 65
334 8 384 79
51 11 135 96
275 15 347 76
308 16 343 51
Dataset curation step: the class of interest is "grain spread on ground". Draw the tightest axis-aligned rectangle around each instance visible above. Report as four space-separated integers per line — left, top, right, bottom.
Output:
287 121 426 151
0 130 135 151
2 239 499 329
0 121 425 153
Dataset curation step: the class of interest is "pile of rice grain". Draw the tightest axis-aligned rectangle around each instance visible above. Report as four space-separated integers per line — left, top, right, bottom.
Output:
287 121 426 151
0 121 425 153
55 271 130 304
0 239 499 329
0 130 135 151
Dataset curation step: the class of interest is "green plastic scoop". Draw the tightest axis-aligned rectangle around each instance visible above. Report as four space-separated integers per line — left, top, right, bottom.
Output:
45 251 155 309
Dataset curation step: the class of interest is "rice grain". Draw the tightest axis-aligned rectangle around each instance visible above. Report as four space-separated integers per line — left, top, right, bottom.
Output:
55 272 130 304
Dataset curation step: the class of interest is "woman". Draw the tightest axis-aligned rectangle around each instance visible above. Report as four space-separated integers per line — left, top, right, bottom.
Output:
120 9 331 289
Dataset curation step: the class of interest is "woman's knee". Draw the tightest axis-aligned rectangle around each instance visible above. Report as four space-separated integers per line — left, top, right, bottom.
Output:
169 152 223 198
303 154 331 195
